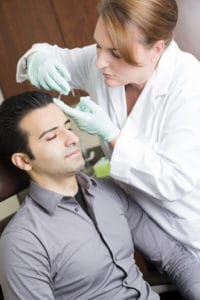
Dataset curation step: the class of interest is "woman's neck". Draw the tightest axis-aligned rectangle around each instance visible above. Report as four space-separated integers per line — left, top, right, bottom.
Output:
125 83 145 114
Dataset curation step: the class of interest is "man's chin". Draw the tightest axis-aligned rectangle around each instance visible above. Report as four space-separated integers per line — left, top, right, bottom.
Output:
75 159 85 173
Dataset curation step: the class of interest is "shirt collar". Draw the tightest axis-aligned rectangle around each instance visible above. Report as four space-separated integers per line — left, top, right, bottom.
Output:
76 172 97 192
28 172 98 215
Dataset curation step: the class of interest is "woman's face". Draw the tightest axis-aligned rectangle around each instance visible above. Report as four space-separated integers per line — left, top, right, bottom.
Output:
94 16 163 89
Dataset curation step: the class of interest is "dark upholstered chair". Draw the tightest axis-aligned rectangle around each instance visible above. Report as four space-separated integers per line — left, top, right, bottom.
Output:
0 162 29 300
0 163 29 233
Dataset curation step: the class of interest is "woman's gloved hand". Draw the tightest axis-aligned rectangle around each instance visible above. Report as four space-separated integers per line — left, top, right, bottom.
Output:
27 52 71 95
53 96 120 143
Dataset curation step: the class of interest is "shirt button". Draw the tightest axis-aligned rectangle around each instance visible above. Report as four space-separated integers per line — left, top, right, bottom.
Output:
115 255 119 261
74 206 79 212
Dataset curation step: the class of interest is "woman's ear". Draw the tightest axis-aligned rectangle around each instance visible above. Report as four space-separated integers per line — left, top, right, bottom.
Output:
154 40 165 56
11 153 32 171
151 40 165 63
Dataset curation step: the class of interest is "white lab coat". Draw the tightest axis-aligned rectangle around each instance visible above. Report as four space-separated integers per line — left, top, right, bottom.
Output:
17 41 200 258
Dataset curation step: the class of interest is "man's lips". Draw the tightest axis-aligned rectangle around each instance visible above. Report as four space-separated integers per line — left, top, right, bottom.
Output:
64 149 80 158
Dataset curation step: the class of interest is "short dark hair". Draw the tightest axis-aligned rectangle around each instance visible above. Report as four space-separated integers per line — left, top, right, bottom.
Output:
0 91 53 167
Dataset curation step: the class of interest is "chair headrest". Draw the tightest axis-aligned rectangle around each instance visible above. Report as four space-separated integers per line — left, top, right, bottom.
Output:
0 162 29 202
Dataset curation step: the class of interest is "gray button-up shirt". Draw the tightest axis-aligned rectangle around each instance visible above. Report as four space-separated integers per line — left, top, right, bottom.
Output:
0 173 159 300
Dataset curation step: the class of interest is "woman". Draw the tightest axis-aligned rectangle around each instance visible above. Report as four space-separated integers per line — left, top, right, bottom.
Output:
17 1 200 298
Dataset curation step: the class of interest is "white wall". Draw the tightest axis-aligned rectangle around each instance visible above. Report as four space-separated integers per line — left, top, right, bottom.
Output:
175 0 200 59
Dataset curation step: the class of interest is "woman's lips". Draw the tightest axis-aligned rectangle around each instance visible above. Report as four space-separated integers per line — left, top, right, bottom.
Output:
103 73 113 79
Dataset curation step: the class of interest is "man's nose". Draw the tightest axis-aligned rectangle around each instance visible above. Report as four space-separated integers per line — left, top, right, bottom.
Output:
63 130 79 146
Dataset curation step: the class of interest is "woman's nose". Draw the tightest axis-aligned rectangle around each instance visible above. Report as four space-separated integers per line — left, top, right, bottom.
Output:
96 49 109 69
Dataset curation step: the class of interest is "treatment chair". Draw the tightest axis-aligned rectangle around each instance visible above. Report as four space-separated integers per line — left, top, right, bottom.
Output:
0 162 29 300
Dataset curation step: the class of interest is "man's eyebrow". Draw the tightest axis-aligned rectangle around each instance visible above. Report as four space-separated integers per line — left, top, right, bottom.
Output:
39 119 70 139
39 127 58 140
64 119 71 126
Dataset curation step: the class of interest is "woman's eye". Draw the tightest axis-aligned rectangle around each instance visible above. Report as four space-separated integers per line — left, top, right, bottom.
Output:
112 50 121 58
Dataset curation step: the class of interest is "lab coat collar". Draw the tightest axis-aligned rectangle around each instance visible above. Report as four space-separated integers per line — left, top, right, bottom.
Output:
152 41 181 97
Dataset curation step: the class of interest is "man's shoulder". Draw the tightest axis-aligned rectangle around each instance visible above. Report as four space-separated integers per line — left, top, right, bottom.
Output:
92 177 129 211
1 202 30 236
1 194 42 240
95 176 118 189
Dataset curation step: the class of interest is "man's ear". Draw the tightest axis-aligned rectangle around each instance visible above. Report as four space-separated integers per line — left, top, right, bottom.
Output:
11 153 32 171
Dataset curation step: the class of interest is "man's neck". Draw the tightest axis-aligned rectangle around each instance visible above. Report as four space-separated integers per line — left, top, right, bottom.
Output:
32 175 79 197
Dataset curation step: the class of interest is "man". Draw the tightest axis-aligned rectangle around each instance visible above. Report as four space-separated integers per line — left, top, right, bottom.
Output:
0 91 198 300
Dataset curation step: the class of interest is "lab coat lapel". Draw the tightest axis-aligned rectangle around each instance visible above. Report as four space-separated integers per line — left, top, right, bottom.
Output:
107 86 127 128
125 76 157 140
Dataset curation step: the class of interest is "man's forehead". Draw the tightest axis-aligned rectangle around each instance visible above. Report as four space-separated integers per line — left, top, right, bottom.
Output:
19 103 70 133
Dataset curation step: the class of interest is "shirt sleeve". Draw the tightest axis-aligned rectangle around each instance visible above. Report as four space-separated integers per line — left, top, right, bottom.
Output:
110 91 200 202
0 230 54 300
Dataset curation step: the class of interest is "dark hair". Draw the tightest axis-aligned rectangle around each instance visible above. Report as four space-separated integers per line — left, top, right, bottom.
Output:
0 91 53 167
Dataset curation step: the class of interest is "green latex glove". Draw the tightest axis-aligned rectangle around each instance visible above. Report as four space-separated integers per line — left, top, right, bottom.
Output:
27 51 71 95
53 96 120 142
